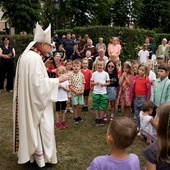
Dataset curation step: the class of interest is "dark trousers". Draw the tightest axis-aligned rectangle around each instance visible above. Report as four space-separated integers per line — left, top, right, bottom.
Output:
0 59 14 90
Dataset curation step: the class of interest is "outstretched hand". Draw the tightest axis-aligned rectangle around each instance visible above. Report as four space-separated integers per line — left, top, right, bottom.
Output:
58 73 71 83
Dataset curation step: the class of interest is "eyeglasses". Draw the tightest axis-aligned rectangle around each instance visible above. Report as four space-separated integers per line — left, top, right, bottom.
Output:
107 65 115 68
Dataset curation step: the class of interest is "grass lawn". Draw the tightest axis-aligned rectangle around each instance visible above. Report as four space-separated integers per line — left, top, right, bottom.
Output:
0 91 147 170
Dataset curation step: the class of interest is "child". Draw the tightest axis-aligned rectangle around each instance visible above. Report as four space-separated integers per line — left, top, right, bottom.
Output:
65 60 73 113
130 64 151 130
132 60 139 76
146 59 156 93
55 66 70 130
143 102 170 169
84 50 93 70
138 44 149 64
91 59 110 125
117 61 133 118
69 59 85 125
105 60 119 121
151 63 170 107
81 59 92 112
88 117 140 170
115 60 122 112
139 100 157 144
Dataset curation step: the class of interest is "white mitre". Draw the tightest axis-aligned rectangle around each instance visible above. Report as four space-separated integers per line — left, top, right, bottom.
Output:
22 22 51 56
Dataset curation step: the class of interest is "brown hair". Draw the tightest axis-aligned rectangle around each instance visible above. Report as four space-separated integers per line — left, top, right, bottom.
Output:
137 64 149 78
122 61 133 74
157 102 170 163
142 100 154 112
158 63 169 72
73 59 81 66
108 117 137 149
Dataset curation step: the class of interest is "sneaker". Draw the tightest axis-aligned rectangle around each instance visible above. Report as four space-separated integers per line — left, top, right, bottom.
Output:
74 118 80 125
110 116 114 121
95 119 100 126
118 108 122 113
103 117 108 122
99 119 104 125
77 116 84 123
55 122 63 130
61 121 68 128
84 106 88 112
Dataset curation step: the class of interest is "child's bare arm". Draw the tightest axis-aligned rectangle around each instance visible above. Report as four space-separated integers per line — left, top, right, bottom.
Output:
90 80 99 86
100 80 110 87
60 84 70 92
150 118 158 128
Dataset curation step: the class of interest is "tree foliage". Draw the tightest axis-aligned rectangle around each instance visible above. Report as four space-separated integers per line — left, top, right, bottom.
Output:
1 0 42 34
0 0 169 34
139 0 170 32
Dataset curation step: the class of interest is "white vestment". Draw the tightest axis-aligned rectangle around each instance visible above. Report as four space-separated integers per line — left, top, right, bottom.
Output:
13 50 59 167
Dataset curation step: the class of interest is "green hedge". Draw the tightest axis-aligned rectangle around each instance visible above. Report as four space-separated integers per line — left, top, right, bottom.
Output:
1 26 170 65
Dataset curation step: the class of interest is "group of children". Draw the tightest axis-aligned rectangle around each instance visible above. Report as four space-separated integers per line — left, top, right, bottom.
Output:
45 49 170 169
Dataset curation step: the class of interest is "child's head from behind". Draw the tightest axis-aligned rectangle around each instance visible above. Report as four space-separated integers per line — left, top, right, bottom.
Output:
107 117 137 150
66 60 73 70
156 102 170 163
72 59 81 73
57 66 67 77
123 61 132 74
158 63 169 80
96 58 105 72
142 100 154 114
82 59 88 69
137 64 149 78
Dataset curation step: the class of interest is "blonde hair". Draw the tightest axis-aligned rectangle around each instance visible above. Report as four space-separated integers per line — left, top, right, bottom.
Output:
57 66 67 75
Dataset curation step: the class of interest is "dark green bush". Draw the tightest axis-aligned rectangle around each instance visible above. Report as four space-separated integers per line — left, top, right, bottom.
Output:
1 26 170 65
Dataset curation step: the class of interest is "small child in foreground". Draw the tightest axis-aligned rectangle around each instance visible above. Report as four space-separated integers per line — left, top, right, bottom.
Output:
88 117 140 170
139 100 157 144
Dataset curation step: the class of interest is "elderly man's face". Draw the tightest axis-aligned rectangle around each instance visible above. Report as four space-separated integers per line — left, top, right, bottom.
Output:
41 43 52 56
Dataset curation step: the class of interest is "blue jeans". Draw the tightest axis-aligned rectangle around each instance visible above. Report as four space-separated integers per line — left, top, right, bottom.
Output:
134 96 146 128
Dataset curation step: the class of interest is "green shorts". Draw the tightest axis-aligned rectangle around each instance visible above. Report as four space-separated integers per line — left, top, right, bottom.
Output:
92 93 108 110
72 94 84 105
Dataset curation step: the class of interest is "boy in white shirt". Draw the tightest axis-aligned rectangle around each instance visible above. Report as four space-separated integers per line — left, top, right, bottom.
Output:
138 44 149 64
91 59 110 125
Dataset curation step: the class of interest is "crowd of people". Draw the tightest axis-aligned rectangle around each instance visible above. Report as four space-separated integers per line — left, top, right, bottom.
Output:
45 33 170 169
0 23 170 169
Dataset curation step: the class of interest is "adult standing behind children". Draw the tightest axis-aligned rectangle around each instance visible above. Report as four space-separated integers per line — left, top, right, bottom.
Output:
62 33 76 60
0 35 15 92
13 23 70 168
138 44 149 64
88 117 140 170
156 38 170 62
